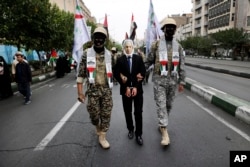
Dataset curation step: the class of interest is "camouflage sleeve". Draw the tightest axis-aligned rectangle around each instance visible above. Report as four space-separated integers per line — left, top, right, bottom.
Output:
76 50 88 83
178 45 186 84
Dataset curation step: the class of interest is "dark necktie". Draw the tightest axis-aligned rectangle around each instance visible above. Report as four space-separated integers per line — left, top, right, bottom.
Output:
127 56 131 73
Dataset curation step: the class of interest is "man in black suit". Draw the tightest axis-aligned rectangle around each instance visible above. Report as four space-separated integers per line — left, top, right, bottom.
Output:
114 39 146 145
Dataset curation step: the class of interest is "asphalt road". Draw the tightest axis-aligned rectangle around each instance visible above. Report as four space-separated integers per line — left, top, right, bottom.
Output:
0 72 249 167
186 66 250 102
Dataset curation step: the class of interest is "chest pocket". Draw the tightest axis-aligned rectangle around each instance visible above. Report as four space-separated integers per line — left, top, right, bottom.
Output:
95 56 106 85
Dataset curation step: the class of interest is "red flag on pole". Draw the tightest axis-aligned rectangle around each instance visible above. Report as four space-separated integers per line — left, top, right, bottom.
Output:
103 13 109 39
125 32 129 39
129 13 137 41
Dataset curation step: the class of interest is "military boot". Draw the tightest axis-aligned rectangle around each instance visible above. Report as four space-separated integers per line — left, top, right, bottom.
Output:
95 125 101 136
99 132 110 149
160 127 170 146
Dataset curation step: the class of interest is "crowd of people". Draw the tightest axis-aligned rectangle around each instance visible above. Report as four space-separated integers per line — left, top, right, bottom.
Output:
1 17 186 149
0 50 75 104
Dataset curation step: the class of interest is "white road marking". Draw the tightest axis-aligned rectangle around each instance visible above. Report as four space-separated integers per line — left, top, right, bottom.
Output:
187 96 250 142
34 101 82 151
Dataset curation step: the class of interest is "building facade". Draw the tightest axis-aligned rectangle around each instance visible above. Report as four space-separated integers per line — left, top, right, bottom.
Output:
49 0 95 22
208 0 236 34
192 0 209 36
176 0 250 39
167 14 193 41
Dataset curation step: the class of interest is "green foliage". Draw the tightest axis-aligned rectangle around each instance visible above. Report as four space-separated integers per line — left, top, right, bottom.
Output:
0 0 74 52
0 0 127 68
179 28 249 56
179 36 213 56
210 28 249 49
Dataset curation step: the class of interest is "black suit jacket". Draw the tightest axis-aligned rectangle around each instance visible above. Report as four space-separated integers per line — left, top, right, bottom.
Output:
114 53 146 95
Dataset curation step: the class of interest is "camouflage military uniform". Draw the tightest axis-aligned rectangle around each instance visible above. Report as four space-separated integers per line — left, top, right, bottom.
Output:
147 37 186 127
77 48 113 132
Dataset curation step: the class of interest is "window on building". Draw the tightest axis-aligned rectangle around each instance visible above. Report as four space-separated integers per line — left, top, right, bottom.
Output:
219 4 222 15
231 13 235 21
233 0 236 7
247 16 250 27
226 14 230 25
227 1 231 12
223 16 226 26
223 2 227 13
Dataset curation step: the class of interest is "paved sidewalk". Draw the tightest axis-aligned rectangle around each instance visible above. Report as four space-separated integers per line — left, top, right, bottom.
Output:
185 56 250 125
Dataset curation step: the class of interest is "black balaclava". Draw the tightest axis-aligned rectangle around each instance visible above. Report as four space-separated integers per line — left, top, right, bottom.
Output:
93 32 106 54
162 24 176 41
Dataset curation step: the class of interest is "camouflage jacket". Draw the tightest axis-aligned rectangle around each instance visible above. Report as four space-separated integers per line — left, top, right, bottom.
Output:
147 36 186 84
76 47 111 87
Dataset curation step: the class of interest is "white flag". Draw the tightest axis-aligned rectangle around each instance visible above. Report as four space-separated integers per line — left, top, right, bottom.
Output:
72 0 91 63
146 0 163 57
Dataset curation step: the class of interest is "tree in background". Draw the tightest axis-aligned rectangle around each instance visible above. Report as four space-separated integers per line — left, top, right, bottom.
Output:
0 0 122 64
0 0 74 54
179 28 249 59
210 28 249 60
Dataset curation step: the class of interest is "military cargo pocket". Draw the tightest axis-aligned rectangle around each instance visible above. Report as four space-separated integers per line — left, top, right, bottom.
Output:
87 89 99 97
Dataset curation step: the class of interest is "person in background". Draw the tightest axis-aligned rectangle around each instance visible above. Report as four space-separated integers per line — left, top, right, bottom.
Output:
114 39 146 145
77 27 113 149
63 53 71 74
137 49 150 85
0 56 13 100
111 47 119 85
214 51 218 59
15 51 32 105
12 51 27 81
56 56 65 78
147 18 186 146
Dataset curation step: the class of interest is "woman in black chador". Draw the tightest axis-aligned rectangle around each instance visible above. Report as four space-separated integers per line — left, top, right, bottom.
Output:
56 57 65 78
0 56 13 100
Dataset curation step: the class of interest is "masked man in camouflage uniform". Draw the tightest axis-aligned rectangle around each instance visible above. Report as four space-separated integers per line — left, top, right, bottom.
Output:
77 27 113 149
147 18 186 146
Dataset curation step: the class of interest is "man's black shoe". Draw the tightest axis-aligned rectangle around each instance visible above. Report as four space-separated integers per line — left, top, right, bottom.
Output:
136 136 143 145
128 131 134 139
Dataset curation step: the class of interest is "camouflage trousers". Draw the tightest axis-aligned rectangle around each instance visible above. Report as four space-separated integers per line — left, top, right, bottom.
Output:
153 77 177 127
86 85 113 132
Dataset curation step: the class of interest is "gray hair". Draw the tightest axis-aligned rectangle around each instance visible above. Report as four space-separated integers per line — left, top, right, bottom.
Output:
122 39 134 49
